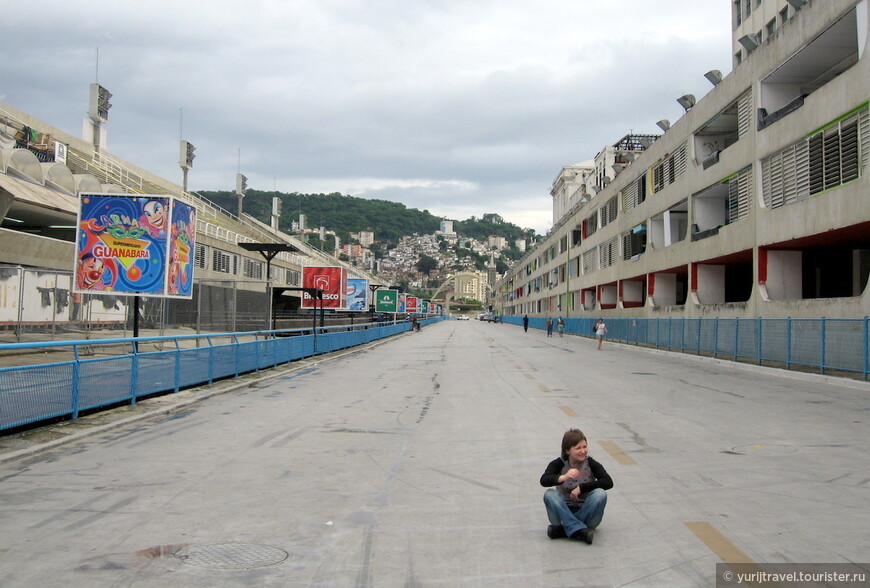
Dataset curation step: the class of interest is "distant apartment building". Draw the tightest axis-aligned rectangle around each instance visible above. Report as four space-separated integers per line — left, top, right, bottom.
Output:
487 235 507 250
343 243 364 259
551 163 594 224
358 231 375 246
495 0 870 320
454 270 488 303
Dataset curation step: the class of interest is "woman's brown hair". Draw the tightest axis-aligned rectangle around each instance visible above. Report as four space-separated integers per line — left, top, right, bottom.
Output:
561 428 587 458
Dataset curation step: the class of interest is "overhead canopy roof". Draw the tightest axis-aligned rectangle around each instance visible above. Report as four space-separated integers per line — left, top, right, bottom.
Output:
0 172 78 228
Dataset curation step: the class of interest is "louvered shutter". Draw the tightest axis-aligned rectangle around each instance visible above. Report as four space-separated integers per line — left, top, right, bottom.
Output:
737 91 752 137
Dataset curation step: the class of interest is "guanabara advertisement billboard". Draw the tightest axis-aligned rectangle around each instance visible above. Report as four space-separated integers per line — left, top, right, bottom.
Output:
73 194 196 298
301 266 347 309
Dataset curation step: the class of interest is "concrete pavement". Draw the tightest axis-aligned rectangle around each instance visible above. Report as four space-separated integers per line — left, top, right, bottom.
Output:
0 319 868 587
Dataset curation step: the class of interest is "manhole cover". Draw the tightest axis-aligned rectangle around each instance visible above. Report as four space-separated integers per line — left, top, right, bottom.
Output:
175 543 288 569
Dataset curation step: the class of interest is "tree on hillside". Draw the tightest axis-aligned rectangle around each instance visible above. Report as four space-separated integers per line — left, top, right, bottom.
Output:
195 189 541 248
481 213 504 224
416 254 438 276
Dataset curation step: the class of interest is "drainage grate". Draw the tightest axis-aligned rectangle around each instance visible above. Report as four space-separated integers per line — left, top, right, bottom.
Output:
175 543 288 569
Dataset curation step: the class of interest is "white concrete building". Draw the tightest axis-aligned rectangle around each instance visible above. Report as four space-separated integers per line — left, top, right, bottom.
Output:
454 270 489 303
495 0 870 320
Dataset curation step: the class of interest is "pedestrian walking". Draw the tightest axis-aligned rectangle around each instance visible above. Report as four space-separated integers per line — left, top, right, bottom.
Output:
523 315 529 333
594 318 607 350
556 317 565 337
546 317 553 337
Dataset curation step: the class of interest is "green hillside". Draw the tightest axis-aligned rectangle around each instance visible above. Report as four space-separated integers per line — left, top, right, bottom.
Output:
197 190 538 246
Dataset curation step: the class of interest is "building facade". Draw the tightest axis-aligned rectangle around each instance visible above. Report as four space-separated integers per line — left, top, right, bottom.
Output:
454 270 489 304
495 0 870 320
0 101 380 329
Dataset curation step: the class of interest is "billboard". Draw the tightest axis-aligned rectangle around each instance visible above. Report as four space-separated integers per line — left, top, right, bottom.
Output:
74 194 196 298
374 289 398 313
397 293 406 314
168 200 196 297
406 296 419 314
301 266 347 309
346 278 368 311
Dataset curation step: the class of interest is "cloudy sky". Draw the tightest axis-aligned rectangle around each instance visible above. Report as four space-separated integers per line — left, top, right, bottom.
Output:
2 1 732 234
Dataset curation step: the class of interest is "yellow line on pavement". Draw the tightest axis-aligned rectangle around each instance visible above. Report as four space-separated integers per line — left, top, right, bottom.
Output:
524 373 534 380
559 406 579 417
598 440 637 465
685 522 773 586
538 384 551 393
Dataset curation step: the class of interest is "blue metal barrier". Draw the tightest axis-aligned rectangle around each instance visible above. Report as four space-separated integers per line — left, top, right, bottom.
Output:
0 318 442 432
499 316 869 380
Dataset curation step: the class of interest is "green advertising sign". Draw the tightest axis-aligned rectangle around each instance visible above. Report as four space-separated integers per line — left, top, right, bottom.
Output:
375 289 398 312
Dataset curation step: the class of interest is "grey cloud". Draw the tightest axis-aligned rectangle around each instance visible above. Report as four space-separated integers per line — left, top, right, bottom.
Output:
1 1 731 233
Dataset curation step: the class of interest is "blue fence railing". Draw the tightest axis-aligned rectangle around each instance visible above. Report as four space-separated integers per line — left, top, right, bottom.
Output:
499 316 870 380
0 318 443 432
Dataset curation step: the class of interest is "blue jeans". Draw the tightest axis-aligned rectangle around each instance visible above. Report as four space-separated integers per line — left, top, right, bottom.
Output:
543 487 607 536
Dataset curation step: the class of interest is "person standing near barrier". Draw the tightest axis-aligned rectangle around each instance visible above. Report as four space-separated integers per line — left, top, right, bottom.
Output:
540 428 613 544
594 318 607 350
523 315 529 333
556 317 565 337
546 317 553 337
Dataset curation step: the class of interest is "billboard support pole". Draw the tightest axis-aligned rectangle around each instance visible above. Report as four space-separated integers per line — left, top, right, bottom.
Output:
319 289 325 328
133 295 140 341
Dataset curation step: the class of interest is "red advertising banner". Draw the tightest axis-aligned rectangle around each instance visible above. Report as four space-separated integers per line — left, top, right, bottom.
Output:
406 296 419 313
301 266 347 308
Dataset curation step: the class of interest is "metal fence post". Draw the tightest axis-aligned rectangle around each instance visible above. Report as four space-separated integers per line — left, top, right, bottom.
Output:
786 317 792 370
757 317 763 365
734 317 740 360
680 318 685 353
713 318 719 358
71 344 81 419
174 339 181 393
130 340 139 405
655 318 660 349
196 281 202 335
207 336 215 384
863 317 868 381
233 335 240 377
51 273 58 340
820 317 826 375
16 267 24 343
231 282 237 333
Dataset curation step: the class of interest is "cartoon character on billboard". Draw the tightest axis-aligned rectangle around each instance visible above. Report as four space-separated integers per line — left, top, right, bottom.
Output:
167 202 196 296
76 253 110 291
141 199 168 239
